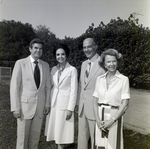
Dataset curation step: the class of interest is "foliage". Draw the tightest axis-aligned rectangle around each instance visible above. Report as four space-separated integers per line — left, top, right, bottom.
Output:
83 14 150 89
0 14 150 89
0 20 36 67
34 25 60 68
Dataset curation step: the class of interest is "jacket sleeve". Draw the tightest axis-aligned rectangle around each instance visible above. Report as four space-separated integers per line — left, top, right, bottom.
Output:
67 67 78 111
10 60 22 112
45 63 51 107
76 62 84 106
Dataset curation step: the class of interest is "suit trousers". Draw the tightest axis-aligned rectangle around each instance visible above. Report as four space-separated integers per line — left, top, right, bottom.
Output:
16 111 43 149
78 108 95 149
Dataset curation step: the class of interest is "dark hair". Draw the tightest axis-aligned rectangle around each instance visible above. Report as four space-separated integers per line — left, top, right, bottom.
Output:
53 43 70 58
99 49 123 70
29 38 44 48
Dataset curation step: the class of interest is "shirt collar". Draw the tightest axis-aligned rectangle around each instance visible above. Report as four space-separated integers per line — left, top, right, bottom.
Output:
88 53 99 63
30 55 39 63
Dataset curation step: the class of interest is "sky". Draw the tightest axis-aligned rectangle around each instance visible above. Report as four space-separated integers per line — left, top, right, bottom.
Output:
0 0 150 39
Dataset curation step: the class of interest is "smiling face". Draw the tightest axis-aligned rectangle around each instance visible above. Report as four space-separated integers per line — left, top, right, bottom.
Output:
29 43 43 60
56 48 67 64
104 55 118 72
83 38 97 60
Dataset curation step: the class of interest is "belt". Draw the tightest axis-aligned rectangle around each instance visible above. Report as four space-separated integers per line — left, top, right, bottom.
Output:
98 103 119 109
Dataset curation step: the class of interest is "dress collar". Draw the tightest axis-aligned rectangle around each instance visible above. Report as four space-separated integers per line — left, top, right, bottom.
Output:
102 70 121 79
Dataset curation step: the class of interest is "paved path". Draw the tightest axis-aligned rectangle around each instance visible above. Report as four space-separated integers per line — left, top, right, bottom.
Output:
124 89 150 135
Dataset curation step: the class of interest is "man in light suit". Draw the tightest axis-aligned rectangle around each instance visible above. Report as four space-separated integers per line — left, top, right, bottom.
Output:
10 38 51 149
77 38 105 149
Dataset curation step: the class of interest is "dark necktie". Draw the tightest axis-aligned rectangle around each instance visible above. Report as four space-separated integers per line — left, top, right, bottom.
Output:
85 62 91 83
34 61 40 89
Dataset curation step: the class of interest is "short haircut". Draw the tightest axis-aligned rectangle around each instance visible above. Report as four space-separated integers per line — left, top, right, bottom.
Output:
99 49 123 69
29 38 44 48
53 43 70 58
83 37 97 45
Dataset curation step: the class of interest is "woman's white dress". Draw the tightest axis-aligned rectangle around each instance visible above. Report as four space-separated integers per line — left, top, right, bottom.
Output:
45 62 78 144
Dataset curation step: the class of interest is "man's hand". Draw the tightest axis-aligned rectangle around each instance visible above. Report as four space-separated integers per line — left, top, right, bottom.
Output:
13 110 21 118
66 110 73 120
44 107 50 115
75 105 79 113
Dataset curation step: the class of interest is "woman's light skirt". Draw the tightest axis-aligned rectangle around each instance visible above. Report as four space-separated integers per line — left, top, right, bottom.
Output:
45 104 74 144
95 105 124 149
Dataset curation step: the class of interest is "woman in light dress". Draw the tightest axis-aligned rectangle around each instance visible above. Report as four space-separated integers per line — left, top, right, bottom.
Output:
93 49 130 149
45 44 78 149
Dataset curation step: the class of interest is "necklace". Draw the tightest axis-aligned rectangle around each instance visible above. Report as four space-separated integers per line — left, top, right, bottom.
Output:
59 64 65 71
58 63 66 74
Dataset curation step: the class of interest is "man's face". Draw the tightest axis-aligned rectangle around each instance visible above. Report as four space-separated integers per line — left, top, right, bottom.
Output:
29 43 43 60
83 38 97 59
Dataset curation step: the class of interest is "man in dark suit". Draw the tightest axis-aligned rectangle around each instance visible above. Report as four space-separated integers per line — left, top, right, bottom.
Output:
77 38 105 149
10 38 51 149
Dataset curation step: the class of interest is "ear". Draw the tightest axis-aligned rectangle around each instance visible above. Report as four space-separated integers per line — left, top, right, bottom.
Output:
104 63 107 69
94 45 98 50
29 47 32 52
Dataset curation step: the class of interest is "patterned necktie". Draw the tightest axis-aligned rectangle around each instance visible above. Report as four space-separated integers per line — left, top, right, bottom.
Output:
34 61 40 89
85 62 91 83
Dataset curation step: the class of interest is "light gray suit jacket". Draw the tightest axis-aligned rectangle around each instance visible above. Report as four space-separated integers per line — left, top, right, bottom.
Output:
10 56 51 119
77 55 105 120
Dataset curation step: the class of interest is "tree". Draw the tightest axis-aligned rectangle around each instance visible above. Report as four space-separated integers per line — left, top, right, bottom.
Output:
83 14 150 89
35 25 60 67
0 20 36 67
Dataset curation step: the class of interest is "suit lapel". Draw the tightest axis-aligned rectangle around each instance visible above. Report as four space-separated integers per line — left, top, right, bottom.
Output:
51 66 59 87
38 60 43 89
58 62 70 85
88 57 100 81
81 61 87 81
26 57 37 89
85 56 100 87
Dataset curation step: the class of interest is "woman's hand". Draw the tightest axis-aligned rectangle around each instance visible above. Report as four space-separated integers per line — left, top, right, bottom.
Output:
66 110 73 120
102 119 114 130
96 120 108 134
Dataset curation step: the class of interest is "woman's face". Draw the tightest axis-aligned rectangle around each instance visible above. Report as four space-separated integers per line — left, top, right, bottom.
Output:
104 55 118 72
56 48 67 64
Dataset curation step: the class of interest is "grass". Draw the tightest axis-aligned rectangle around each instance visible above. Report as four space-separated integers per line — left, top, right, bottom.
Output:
0 83 150 149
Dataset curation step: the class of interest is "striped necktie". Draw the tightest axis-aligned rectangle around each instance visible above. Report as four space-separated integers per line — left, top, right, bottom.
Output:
34 61 40 89
85 62 91 83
